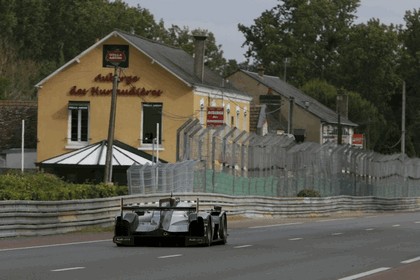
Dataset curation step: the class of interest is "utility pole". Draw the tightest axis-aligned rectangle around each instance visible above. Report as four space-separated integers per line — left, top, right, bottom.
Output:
102 44 128 184
402 81 406 158
288 96 294 134
104 66 119 183
284 57 290 82
21 119 25 173
337 94 342 145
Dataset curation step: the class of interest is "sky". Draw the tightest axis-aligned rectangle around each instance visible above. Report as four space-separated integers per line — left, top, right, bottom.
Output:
125 0 420 62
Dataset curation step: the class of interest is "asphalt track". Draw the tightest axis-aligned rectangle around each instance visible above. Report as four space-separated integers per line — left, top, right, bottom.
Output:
1 212 420 280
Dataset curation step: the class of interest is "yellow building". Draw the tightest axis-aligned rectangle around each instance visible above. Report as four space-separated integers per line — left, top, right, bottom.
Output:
36 30 251 184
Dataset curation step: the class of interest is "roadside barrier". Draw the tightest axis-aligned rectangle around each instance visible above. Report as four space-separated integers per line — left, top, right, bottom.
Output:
1 194 420 238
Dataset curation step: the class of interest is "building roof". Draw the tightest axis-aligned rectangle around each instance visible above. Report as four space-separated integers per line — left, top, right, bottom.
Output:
36 30 250 101
38 140 159 166
238 70 357 127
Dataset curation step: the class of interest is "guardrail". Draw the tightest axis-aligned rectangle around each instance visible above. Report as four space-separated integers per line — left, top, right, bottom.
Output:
1 194 420 238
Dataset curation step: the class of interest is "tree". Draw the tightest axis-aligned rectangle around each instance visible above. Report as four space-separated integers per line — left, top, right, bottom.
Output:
165 26 227 74
301 79 337 109
238 0 360 86
13 0 48 60
0 0 169 99
301 79 384 150
399 9 420 156
0 39 39 100
238 0 420 155
336 19 401 110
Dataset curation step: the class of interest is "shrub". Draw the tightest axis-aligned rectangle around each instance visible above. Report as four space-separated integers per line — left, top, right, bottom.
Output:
0 172 128 201
297 189 321 197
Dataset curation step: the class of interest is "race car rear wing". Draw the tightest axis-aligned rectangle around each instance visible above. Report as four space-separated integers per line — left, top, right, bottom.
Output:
119 197 200 217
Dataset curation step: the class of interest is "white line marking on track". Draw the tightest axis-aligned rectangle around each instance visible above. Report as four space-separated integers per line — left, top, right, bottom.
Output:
51 267 85 272
316 218 354 223
289 238 303 241
338 267 390 280
234 245 253 249
158 254 182 259
365 228 375 231
0 239 111 252
401 256 420 264
415 221 420 224
331 232 343 236
392 224 400 227
249 222 303 229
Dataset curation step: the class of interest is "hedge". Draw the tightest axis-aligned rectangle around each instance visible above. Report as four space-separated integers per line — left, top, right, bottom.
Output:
0 172 127 200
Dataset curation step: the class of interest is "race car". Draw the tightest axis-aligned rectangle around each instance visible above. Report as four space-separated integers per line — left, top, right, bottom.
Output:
113 196 228 246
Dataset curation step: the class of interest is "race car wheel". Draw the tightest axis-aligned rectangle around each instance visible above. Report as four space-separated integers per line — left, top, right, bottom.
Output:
205 217 212 246
219 214 227 244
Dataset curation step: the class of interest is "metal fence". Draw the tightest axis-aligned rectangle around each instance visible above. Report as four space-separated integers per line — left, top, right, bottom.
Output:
128 119 420 198
4 194 420 238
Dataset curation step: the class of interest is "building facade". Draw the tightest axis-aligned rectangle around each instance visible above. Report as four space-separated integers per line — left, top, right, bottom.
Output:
228 69 357 144
35 30 251 182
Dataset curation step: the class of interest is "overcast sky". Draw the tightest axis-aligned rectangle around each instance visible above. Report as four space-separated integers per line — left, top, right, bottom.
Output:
125 0 420 62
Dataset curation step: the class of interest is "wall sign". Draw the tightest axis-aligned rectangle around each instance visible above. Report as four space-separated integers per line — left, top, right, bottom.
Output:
94 73 139 85
352 134 364 148
103 45 129 68
68 73 163 97
69 86 162 97
207 107 224 126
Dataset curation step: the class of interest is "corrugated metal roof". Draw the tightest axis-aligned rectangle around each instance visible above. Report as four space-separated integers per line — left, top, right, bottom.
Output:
39 140 154 166
240 70 357 127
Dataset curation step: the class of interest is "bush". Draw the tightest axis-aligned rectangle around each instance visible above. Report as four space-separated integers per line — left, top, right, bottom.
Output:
297 189 321 197
0 172 128 201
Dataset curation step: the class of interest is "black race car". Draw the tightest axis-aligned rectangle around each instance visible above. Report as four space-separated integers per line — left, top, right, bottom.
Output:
113 197 227 246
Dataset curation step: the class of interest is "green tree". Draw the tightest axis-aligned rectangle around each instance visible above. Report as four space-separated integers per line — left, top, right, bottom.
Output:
0 39 39 100
334 19 402 153
301 79 337 109
0 0 168 99
165 26 227 74
399 9 420 156
336 20 401 110
238 0 360 85
13 0 48 60
0 0 17 39
346 90 386 151
301 79 385 150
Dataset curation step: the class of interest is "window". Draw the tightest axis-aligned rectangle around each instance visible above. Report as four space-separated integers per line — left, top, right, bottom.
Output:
142 103 162 145
68 102 89 146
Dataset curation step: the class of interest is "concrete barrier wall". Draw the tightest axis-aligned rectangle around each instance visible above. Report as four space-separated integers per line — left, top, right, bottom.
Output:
1 194 420 238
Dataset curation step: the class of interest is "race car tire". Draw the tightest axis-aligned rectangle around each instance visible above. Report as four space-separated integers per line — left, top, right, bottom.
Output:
219 214 227 244
205 217 212 246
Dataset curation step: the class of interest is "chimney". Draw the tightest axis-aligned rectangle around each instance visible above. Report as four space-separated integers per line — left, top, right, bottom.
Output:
193 34 207 82
257 65 265 77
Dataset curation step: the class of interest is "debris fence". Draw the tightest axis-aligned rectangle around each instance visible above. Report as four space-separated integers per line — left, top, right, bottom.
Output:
127 119 420 198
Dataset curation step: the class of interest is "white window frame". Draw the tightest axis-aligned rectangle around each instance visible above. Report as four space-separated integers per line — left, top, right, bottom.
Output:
139 102 164 151
66 102 89 149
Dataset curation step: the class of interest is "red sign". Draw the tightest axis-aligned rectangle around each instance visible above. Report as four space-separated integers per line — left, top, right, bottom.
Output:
352 134 364 147
207 107 224 126
105 50 126 63
103 45 129 68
